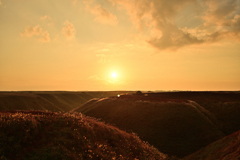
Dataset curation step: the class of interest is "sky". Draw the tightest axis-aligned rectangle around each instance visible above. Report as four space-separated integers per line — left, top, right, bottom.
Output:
0 0 240 91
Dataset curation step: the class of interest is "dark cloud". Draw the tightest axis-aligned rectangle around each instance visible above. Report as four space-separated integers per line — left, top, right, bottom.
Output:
149 30 203 50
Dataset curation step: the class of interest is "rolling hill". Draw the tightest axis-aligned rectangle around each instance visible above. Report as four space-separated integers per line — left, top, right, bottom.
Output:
183 130 240 160
1 91 239 158
0 91 132 112
0 110 167 160
73 94 226 157
146 91 240 135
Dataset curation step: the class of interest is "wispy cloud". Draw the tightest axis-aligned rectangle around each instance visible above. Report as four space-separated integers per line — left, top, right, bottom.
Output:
39 31 50 42
109 0 203 50
203 0 237 26
20 26 42 37
201 0 240 41
61 20 76 40
40 15 50 21
109 0 240 50
20 25 50 42
95 48 112 63
96 53 111 63
40 15 54 26
84 0 118 25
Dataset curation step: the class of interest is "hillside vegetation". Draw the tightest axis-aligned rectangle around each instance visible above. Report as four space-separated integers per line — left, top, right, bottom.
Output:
73 96 225 157
183 130 240 160
1 91 239 159
0 91 132 112
0 110 167 160
148 91 240 135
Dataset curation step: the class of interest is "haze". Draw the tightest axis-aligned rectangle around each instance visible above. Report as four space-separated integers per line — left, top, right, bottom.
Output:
0 0 240 91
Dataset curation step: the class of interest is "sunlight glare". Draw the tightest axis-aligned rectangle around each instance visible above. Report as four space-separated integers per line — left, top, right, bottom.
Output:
111 72 117 78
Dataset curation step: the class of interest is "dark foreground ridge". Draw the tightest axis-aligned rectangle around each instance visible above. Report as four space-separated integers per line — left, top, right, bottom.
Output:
0 110 167 160
183 130 240 160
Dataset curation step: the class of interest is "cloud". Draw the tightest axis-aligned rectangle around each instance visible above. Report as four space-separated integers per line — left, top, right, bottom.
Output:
84 0 118 25
203 0 237 26
40 15 54 26
40 15 50 20
200 0 240 41
96 53 111 63
61 20 76 39
109 0 203 50
20 26 42 37
232 14 240 31
0 0 2 5
20 26 50 42
95 48 112 63
39 31 50 42
148 27 203 50
109 0 240 50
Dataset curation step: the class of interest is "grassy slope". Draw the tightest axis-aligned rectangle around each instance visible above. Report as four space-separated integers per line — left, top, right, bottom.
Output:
0 91 132 112
197 101 240 135
73 96 224 158
0 110 167 160
183 130 240 160
147 92 240 135
1 91 239 158
1 91 238 134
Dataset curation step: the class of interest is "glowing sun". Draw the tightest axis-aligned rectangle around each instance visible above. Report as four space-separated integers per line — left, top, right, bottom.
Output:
111 72 117 78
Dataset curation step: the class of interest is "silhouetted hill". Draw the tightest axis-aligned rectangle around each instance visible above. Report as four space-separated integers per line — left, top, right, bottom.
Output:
147 91 240 102
0 91 132 112
1 91 239 158
146 91 240 135
73 95 225 157
0 110 167 160
183 130 240 160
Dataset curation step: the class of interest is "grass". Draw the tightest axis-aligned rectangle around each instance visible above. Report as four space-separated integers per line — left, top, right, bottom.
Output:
197 101 240 135
183 130 240 160
74 97 225 158
0 91 133 112
1 91 239 159
0 110 167 160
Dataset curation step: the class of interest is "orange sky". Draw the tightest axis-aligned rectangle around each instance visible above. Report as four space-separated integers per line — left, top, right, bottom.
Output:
0 0 240 91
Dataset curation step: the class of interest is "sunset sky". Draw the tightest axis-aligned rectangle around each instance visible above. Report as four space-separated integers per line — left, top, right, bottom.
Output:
1 0 240 91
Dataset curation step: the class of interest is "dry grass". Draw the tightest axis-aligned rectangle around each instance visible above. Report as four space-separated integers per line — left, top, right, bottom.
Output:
183 130 240 160
0 91 133 112
0 110 167 160
74 97 225 158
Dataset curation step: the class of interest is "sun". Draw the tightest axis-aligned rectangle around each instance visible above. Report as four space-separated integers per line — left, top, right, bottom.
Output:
111 72 117 78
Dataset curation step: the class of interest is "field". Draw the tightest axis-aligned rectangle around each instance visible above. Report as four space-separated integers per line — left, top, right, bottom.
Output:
0 91 240 159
